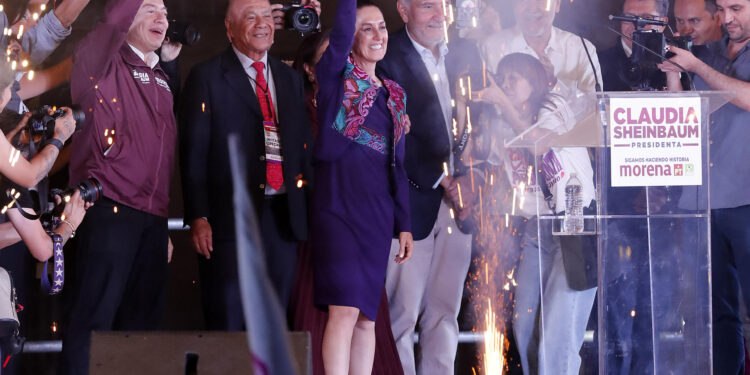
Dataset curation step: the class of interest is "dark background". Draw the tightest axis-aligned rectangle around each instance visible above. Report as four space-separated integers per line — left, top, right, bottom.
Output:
19 0 643 373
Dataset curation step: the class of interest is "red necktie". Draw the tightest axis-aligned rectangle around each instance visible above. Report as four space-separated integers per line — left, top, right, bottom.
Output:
252 61 283 191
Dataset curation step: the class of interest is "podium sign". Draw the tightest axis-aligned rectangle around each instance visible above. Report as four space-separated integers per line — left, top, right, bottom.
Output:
505 91 732 375
609 96 703 187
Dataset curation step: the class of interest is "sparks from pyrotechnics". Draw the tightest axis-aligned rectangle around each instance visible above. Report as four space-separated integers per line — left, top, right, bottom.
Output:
469 160 475 191
457 183 464 208
483 298 505 374
1 189 20 214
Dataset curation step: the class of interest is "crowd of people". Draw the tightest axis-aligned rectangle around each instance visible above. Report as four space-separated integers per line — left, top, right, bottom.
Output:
0 0 745 374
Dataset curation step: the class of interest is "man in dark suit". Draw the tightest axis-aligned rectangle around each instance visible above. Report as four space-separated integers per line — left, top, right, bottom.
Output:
180 0 312 330
600 0 670 91
377 0 483 373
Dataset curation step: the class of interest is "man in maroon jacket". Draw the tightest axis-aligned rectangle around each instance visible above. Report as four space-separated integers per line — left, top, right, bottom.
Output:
59 0 180 373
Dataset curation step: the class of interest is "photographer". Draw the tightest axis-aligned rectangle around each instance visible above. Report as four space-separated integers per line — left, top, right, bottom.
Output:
2 185 89 262
659 0 750 373
600 0 670 91
0 57 76 189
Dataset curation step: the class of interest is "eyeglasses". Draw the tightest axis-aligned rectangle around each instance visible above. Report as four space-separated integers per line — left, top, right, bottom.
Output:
620 13 662 22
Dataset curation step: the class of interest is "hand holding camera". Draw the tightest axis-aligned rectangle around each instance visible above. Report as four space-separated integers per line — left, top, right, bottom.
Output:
55 189 92 235
272 0 321 34
50 107 77 143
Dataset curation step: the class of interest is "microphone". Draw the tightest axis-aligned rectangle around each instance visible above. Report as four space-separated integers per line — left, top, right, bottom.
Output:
609 14 667 28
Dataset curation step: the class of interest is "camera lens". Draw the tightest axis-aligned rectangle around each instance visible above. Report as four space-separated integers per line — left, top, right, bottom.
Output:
288 7 318 34
76 178 103 203
167 20 201 46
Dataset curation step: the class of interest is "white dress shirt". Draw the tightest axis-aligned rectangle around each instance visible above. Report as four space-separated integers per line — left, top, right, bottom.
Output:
479 26 600 212
479 26 602 95
128 44 160 69
405 27 454 189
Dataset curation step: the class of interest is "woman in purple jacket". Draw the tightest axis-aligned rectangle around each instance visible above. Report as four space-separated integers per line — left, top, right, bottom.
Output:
312 0 413 373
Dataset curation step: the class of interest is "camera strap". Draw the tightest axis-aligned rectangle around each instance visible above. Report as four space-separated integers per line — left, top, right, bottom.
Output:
41 233 63 295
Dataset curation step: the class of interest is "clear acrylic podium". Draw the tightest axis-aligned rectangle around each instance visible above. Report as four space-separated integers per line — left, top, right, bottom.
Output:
503 91 732 374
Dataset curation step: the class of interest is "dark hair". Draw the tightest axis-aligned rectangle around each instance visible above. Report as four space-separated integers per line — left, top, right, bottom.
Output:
293 30 331 90
495 53 551 117
705 0 717 15
3 0 31 25
357 0 380 10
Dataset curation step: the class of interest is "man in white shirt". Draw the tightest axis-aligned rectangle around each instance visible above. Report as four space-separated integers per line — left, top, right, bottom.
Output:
479 0 602 373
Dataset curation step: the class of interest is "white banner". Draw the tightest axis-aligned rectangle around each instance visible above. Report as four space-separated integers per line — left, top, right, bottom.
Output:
609 97 702 187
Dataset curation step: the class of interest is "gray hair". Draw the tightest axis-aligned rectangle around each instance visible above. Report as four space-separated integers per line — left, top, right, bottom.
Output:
622 0 669 17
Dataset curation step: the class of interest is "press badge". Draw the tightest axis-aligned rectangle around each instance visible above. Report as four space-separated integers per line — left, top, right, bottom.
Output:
263 120 283 162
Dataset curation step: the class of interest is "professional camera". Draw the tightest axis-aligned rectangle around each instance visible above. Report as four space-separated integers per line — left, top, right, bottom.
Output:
166 19 201 46
59 178 103 205
27 105 86 141
632 31 693 65
609 15 693 66
281 4 319 34
41 178 103 231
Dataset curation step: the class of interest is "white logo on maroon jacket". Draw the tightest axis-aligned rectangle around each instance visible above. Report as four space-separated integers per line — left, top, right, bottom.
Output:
155 76 171 92
132 69 150 84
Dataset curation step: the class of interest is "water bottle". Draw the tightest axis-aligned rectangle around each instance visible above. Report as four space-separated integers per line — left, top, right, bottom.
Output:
564 172 584 233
